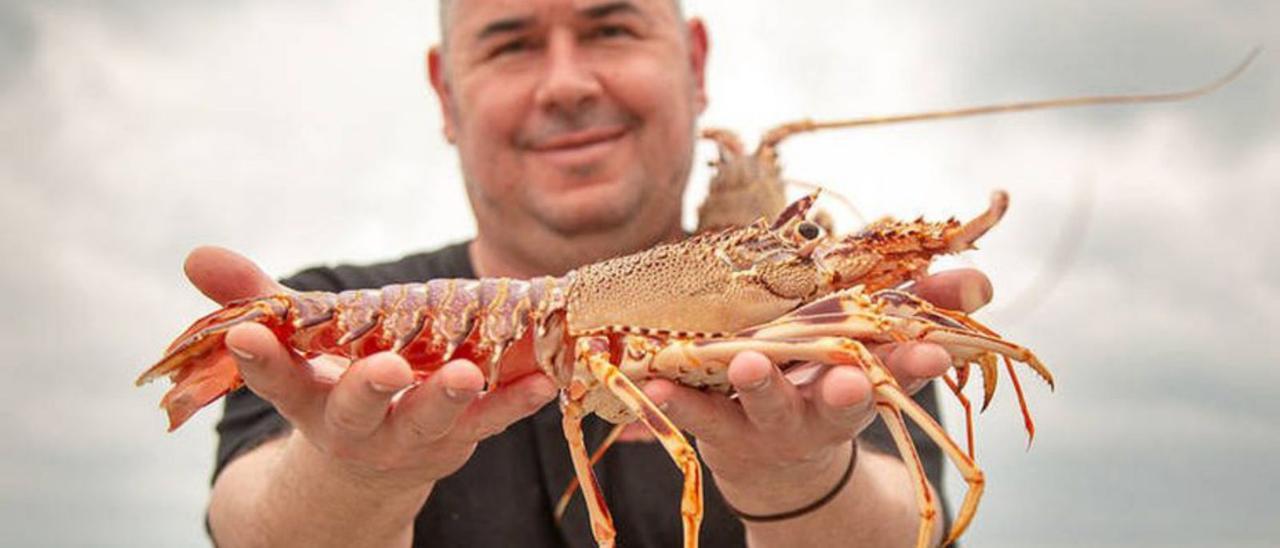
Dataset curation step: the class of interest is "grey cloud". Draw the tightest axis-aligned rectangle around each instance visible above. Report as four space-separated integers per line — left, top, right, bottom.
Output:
0 3 35 92
4 1 1278 547
923 1 1280 148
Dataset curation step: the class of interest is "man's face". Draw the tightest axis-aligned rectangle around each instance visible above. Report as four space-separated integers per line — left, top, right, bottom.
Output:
430 0 707 241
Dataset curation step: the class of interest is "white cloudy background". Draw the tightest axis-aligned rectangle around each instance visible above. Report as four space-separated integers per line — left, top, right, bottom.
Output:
1 1 1276 547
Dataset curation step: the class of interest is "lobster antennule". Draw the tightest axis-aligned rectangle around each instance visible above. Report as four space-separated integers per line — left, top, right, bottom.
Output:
947 190 1009 253
769 190 822 230
136 297 291 430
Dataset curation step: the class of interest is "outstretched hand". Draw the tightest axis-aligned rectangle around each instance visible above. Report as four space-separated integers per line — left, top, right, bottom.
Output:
186 246 559 488
640 268 992 515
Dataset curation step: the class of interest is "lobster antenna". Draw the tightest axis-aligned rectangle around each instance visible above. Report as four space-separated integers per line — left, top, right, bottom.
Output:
757 47 1261 152
784 179 867 226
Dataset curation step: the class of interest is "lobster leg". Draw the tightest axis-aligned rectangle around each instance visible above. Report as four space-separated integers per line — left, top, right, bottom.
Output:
576 336 704 548
747 287 1052 447
560 394 618 548
742 289 1021 543
888 291 1043 444
554 422 627 523
875 288 1055 389
874 395 939 548
943 372 977 460
654 336 979 548
863 355 985 547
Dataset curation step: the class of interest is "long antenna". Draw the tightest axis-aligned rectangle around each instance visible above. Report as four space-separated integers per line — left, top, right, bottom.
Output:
758 47 1261 152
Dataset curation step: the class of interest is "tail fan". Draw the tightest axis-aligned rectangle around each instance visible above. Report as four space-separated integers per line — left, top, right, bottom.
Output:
136 298 289 430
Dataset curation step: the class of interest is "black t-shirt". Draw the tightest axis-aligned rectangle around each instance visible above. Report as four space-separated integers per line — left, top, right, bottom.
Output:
213 241 951 547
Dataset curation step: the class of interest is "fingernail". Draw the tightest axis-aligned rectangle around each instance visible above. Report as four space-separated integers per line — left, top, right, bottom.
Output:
227 344 257 363
369 381 400 394
742 375 771 392
960 277 993 312
444 387 475 402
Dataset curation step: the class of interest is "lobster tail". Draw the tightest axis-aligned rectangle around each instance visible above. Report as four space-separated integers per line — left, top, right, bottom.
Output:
136 297 292 430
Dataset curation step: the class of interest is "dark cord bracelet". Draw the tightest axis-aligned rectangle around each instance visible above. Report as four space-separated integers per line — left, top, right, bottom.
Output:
724 441 858 523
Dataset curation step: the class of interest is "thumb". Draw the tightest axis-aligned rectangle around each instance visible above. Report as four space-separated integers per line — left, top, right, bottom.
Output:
183 245 285 305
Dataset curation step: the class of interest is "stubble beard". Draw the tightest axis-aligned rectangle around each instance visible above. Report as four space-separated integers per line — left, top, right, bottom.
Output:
470 167 687 277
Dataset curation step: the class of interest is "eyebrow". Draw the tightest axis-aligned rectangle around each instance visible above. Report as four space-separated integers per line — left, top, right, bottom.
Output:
476 15 534 42
580 1 644 20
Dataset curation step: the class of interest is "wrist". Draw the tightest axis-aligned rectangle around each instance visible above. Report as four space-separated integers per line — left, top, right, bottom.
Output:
282 430 437 501
210 431 432 548
714 441 856 519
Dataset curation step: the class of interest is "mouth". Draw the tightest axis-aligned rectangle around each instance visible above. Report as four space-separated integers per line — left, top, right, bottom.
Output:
526 125 629 167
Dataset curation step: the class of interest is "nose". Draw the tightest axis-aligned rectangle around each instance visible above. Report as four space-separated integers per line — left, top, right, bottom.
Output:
534 30 602 114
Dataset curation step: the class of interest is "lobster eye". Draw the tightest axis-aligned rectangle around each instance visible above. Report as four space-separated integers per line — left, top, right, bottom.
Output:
797 221 821 240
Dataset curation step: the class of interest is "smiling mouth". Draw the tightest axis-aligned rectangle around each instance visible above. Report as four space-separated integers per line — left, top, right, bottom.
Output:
528 125 629 152
526 125 629 168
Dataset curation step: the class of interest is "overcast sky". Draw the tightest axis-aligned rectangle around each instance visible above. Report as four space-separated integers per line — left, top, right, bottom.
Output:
1 1 1277 546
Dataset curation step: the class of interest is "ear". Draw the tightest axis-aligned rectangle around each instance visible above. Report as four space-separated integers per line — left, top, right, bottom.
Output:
685 18 709 114
427 47 458 144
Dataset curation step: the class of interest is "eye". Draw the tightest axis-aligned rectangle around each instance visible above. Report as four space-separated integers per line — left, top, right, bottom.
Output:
587 24 636 40
797 221 822 240
490 38 533 58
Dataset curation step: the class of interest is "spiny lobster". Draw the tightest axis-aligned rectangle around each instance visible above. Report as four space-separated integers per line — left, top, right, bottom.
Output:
138 189 1047 548
669 50 1258 489
694 48 1260 235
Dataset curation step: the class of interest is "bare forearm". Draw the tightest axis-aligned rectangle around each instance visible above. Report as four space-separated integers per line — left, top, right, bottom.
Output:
208 431 431 548
729 442 943 548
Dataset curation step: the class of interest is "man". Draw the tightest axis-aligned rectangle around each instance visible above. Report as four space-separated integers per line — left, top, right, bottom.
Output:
197 0 991 546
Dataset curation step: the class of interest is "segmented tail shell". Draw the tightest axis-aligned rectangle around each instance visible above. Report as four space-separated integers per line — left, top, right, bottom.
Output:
140 277 573 431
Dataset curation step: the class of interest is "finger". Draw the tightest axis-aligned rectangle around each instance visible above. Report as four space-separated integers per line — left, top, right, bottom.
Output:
726 351 803 433
184 245 285 305
812 365 875 433
641 378 748 445
323 352 416 438
224 322 323 423
451 373 560 443
877 342 951 394
907 268 993 313
389 360 486 444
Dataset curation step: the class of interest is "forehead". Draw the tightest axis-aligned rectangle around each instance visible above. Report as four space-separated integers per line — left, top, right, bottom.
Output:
445 0 679 37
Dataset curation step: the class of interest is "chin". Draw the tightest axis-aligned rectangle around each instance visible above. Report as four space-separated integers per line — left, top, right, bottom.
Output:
529 178 647 236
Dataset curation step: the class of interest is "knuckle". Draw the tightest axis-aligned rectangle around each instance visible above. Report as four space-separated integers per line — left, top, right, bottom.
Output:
405 415 446 443
693 407 723 433
326 440 361 462
243 378 292 408
471 420 508 440
748 408 792 431
363 453 399 473
326 404 372 433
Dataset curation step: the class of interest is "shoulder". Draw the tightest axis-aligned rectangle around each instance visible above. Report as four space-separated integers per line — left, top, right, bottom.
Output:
280 240 475 292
